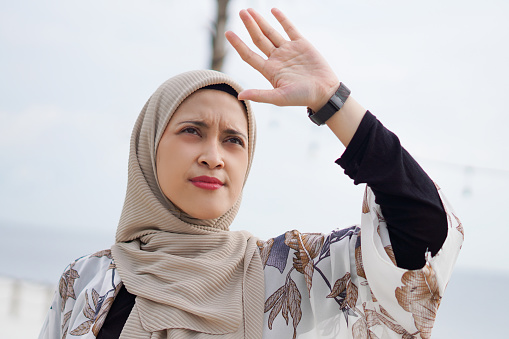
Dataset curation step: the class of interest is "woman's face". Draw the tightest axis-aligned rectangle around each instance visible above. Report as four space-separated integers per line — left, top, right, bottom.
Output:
156 89 249 220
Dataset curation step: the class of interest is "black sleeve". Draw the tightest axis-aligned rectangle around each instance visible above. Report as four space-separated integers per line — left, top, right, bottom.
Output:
336 111 448 270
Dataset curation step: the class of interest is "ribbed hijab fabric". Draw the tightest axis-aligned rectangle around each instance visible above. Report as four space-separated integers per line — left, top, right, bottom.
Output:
111 70 264 339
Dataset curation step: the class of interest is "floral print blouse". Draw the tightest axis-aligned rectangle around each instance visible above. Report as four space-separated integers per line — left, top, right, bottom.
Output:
39 185 463 339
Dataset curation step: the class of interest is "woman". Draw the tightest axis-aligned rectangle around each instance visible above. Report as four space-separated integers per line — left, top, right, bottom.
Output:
39 8 463 339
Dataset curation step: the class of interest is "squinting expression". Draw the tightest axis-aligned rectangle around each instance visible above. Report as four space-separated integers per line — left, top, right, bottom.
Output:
156 89 249 220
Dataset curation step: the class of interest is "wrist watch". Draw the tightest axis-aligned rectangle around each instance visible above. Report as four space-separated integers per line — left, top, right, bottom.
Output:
307 82 351 126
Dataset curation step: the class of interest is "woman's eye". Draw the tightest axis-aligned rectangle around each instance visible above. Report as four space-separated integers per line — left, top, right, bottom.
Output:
181 127 199 135
225 137 244 147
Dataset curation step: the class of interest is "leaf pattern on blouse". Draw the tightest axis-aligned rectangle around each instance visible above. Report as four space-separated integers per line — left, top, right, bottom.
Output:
352 303 419 339
384 245 397 266
395 263 441 339
89 288 117 336
62 310 72 332
376 305 417 339
437 186 463 243
327 272 359 323
257 185 457 338
61 310 72 339
264 276 302 339
70 286 120 337
284 230 325 294
54 252 123 338
70 319 94 336
452 213 464 239
257 238 274 267
70 289 96 335
258 234 290 273
320 226 358 260
375 225 396 265
362 188 371 214
59 262 80 309
261 226 365 336
91 297 115 336
355 243 366 281
352 307 379 339
91 249 113 259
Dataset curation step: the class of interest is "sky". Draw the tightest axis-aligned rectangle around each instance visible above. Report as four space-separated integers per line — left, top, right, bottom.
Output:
1 0 509 280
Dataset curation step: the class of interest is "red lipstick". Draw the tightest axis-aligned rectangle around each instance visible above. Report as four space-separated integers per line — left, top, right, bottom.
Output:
190 176 224 190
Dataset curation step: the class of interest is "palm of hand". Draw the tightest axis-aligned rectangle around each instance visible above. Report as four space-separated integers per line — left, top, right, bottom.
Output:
226 8 338 110
265 39 336 108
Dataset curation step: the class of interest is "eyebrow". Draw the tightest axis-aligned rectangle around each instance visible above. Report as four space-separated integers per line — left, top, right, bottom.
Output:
177 120 248 140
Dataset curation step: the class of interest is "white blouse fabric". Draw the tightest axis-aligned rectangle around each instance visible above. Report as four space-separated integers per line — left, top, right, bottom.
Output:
39 186 463 339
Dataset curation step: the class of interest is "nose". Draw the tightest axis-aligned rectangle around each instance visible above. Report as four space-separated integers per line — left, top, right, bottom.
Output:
198 140 225 169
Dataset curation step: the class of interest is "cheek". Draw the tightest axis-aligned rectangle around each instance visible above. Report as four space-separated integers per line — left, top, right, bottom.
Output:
156 158 174 198
230 153 249 196
156 143 187 196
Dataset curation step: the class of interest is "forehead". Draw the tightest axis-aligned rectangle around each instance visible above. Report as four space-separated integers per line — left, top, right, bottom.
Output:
170 89 248 129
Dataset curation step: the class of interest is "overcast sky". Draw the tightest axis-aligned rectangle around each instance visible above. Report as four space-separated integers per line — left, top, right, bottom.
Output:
1 0 508 277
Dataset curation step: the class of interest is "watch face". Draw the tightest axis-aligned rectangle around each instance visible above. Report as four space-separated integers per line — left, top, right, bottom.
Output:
308 83 350 126
329 94 344 110
337 83 351 99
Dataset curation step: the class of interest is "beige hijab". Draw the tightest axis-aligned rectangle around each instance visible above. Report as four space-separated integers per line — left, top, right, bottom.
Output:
111 70 264 339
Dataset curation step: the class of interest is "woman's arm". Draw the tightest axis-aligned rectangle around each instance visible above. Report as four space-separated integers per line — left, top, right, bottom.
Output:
336 111 448 269
226 8 448 269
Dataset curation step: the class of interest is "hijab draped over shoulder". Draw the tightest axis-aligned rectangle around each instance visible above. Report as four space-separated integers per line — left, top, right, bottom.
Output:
111 70 264 339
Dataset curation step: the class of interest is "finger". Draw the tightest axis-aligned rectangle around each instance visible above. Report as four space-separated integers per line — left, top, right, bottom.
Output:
225 31 266 73
271 8 303 41
239 9 275 57
246 8 286 48
238 88 285 106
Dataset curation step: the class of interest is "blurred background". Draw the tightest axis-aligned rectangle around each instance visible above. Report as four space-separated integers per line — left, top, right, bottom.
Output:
1 0 508 337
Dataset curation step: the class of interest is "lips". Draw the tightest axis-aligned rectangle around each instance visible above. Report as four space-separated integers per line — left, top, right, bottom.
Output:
190 176 224 190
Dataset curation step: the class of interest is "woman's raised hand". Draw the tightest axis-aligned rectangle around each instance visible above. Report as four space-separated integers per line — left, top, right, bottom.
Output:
226 8 339 112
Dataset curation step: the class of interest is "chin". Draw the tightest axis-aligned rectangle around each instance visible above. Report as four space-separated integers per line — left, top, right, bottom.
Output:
185 207 228 220
175 195 236 220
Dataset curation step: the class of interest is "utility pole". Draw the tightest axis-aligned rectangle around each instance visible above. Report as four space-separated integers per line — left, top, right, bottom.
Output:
210 0 230 71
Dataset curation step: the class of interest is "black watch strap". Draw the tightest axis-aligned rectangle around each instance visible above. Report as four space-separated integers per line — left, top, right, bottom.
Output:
308 82 351 126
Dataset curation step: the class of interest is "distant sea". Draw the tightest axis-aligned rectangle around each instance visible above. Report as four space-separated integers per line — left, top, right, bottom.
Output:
1 221 506 338
0 220 116 284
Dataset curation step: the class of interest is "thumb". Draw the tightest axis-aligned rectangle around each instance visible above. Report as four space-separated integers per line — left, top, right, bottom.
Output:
238 88 284 105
